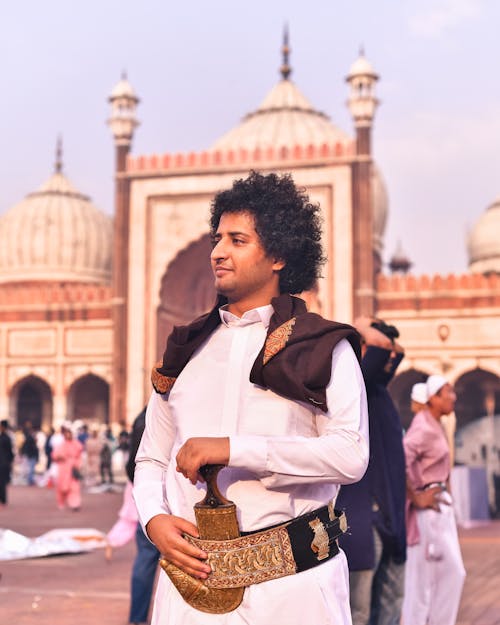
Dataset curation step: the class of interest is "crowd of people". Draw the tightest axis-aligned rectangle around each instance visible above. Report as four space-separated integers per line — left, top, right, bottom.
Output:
0 419 131 509
0 171 468 625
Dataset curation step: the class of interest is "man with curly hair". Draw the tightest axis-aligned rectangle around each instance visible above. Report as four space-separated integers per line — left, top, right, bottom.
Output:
133 171 369 625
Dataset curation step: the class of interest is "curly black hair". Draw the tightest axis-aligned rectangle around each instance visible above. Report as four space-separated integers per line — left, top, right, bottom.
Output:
210 171 325 294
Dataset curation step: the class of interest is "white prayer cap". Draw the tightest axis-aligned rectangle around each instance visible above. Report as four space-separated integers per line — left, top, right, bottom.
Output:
411 382 427 404
426 375 448 399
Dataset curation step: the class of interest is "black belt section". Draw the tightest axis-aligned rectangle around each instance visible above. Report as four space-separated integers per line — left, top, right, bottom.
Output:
241 505 346 573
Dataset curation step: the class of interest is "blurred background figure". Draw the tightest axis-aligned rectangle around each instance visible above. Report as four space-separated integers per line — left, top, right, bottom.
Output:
0 419 14 505
338 316 407 625
51 423 84 511
126 407 159 625
105 481 138 559
44 427 55 472
85 428 103 486
403 375 466 625
20 421 39 486
100 429 114 485
105 407 158 625
114 423 131 480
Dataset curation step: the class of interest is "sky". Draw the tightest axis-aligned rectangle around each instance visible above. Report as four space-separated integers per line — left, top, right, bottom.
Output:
1 0 499 275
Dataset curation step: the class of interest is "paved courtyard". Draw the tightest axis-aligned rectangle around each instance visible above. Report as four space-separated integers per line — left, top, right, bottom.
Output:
1 484 499 624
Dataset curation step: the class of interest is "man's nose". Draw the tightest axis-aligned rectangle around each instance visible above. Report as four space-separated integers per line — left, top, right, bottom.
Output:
211 238 227 260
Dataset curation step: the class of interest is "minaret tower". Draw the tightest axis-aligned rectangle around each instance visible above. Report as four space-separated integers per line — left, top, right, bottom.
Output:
346 48 379 317
107 73 140 425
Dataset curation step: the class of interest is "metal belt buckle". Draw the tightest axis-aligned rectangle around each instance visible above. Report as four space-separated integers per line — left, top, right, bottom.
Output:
309 517 330 560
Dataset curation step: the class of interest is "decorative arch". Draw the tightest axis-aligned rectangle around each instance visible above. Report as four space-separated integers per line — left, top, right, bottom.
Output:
10 375 53 431
156 234 216 358
454 368 500 429
388 368 428 430
67 374 110 424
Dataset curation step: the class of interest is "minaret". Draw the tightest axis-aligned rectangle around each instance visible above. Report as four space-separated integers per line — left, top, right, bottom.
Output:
346 49 379 317
107 73 140 425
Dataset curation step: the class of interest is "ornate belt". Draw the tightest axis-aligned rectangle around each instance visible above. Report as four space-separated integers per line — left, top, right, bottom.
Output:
159 465 348 614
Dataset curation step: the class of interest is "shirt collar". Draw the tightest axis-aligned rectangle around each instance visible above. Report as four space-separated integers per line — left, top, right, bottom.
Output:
219 304 274 328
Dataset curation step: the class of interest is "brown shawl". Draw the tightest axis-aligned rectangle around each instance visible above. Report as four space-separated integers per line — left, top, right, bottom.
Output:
152 293 360 413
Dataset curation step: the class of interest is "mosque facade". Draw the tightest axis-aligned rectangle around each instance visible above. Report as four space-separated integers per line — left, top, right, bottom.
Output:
1 42 499 478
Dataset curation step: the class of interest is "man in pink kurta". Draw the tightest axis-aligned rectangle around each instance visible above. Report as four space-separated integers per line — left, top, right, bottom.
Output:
52 425 83 511
402 375 465 625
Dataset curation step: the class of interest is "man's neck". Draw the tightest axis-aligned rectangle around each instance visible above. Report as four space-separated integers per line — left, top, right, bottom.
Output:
227 299 272 318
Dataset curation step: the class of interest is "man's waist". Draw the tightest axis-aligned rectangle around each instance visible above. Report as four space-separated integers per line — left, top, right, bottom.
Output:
182 501 348 589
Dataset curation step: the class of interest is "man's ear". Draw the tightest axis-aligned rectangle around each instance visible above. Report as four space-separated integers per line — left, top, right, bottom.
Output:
272 258 285 271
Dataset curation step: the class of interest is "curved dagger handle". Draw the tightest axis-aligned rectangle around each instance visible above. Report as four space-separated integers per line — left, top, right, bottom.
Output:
197 464 231 508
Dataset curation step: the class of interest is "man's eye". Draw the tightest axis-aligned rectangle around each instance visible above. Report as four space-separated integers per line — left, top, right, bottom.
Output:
233 238 244 245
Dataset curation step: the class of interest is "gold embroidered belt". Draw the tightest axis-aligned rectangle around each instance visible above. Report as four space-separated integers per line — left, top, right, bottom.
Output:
159 465 348 614
184 502 348 588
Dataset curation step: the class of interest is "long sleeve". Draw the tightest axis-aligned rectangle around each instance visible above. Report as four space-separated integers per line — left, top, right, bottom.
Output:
229 339 369 488
133 391 176 529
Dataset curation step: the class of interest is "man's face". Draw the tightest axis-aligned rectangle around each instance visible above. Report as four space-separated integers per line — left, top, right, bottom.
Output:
429 383 456 416
210 211 284 312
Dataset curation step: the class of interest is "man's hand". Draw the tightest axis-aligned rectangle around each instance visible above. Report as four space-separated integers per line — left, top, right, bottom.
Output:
176 437 230 484
146 514 211 579
410 485 449 512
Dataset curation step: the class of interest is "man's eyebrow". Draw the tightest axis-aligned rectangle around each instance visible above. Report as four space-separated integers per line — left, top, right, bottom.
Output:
214 230 250 237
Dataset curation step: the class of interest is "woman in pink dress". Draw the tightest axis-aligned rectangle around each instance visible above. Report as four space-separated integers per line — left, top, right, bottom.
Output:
52 425 83 511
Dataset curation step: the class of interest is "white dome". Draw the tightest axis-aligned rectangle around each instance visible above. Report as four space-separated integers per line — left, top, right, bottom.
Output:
468 197 500 274
0 171 112 284
211 79 351 151
110 77 138 100
347 53 378 79
211 75 388 254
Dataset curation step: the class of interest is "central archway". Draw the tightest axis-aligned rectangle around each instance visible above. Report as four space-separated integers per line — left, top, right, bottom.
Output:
156 234 216 358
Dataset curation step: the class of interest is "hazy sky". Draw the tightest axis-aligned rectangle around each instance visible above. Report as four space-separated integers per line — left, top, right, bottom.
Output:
1 0 499 275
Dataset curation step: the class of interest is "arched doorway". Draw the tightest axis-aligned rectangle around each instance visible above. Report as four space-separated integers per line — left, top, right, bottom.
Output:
454 368 500 515
388 368 428 430
454 368 500 428
12 376 53 431
67 374 110 424
156 234 216 358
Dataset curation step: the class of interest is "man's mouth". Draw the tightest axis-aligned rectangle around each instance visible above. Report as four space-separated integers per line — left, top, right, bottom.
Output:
214 266 232 276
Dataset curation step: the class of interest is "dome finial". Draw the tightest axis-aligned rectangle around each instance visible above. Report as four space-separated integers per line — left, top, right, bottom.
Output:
280 24 292 80
55 135 63 174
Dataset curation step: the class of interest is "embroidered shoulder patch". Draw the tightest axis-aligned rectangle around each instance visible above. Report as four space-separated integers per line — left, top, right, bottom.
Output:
151 361 176 394
263 318 296 365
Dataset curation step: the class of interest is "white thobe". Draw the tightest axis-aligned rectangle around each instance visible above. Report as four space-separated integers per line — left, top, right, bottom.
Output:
134 304 369 625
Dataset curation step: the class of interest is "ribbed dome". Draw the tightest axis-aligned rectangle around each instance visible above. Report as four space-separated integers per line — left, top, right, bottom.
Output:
212 76 388 252
211 78 351 151
0 171 112 284
468 197 500 274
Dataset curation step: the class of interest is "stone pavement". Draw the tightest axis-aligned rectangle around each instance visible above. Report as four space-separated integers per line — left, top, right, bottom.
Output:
1 484 500 624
